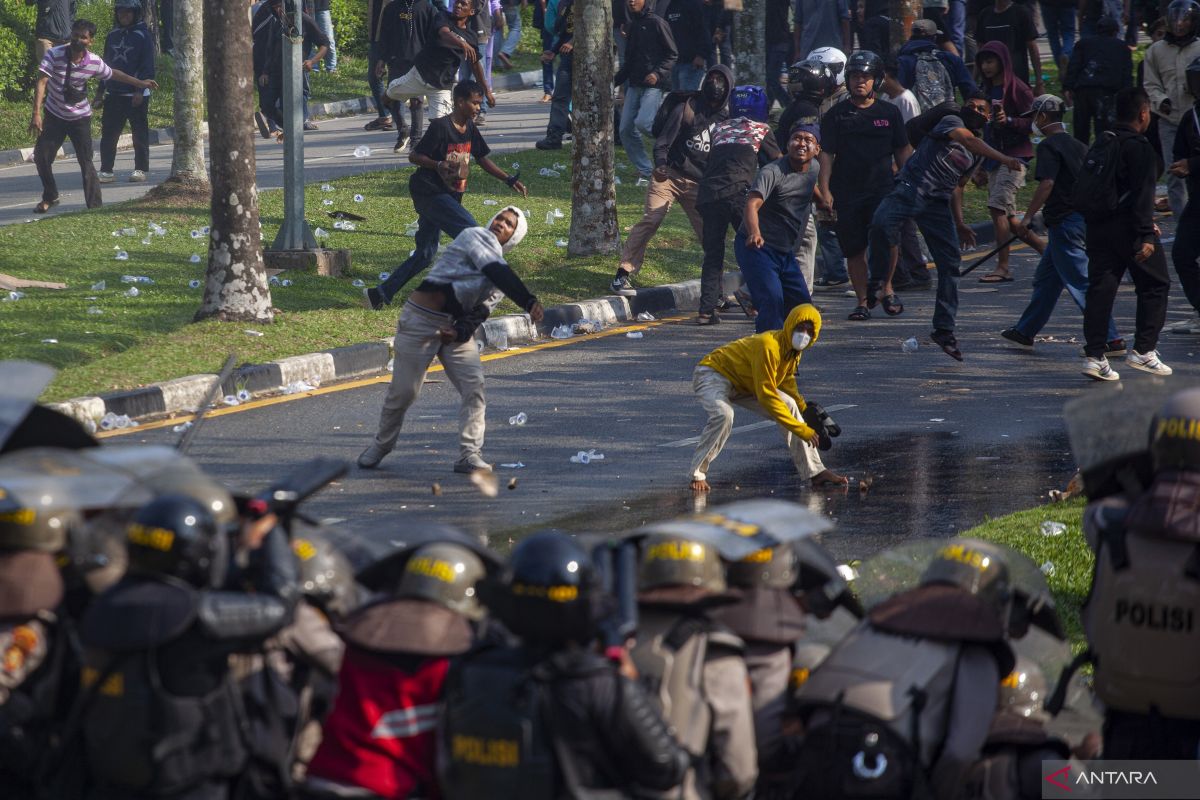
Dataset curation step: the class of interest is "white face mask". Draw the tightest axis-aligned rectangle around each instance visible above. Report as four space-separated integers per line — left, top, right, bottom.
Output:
792 330 812 351
1031 121 1043 138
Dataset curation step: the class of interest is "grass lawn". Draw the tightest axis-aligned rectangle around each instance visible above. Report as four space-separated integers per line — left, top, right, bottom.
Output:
960 498 1091 650
2 146 706 403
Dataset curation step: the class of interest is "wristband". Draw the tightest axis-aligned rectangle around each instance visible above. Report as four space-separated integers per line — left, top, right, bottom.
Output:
505 170 521 188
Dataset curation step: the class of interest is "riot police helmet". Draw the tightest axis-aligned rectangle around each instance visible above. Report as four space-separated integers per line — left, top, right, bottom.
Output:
0 484 78 552
1150 387 1200 472
998 656 1049 722
293 533 361 620
1168 0 1199 38
498 531 602 644
638 533 728 594
125 494 228 589
726 542 797 590
394 541 486 620
788 59 832 102
919 538 1012 617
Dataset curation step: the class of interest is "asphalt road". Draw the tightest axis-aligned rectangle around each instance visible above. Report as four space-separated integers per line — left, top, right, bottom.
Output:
103 214 1200 563
0 88 552 227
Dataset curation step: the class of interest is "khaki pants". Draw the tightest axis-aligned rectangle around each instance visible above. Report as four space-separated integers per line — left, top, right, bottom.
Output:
689 366 824 482
620 167 704 274
371 301 486 461
386 67 449 120
797 214 818 292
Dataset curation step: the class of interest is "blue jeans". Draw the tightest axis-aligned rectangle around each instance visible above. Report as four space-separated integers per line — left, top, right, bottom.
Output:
316 10 337 70
1038 2 1075 62
376 193 479 304
540 29 555 94
868 181 961 332
620 85 663 176
735 232 813 333
766 42 791 110
500 7 522 56
816 222 847 282
1014 213 1119 340
672 61 706 91
947 0 966 58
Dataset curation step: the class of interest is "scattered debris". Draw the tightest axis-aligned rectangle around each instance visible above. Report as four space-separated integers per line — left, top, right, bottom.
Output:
353 194 364 203
508 413 527 426
500 462 526 469
172 421 193 433
114 250 129 261
353 145 371 158
124 287 140 297
570 449 605 464
858 475 874 496
550 324 573 339
626 331 644 339
507 477 518 490
189 280 201 289
1040 561 1056 577
636 311 655 321
243 329 264 337
431 483 442 496
902 337 919 353
0 273 66 291
469 469 499 497
1040 521 1066 537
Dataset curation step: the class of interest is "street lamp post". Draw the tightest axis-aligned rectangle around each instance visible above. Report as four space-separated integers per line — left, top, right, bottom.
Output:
271 4 317 251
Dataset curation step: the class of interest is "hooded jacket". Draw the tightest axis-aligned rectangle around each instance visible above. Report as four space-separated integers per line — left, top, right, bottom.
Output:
897 38 978 100
653 65 732 179
977 40 1034 160
699 304 820 439
102 18 155 96
1144 33 1200 126
660 0 708 64
614 3 678 89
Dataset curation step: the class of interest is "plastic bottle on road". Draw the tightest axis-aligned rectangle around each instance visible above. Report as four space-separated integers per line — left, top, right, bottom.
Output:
902 337 919 354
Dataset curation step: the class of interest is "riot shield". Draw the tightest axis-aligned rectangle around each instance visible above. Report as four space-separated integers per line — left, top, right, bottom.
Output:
0 360 97 453
627 499 834 560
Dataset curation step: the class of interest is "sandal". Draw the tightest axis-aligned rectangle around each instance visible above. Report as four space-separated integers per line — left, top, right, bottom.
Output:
733 288 757 318
879 293 904 316
978 273 1013 283
847 305 871 321
695 313 721 325
33 198 59 214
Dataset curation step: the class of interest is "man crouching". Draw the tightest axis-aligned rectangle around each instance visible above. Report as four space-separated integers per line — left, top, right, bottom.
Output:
689 303 847 492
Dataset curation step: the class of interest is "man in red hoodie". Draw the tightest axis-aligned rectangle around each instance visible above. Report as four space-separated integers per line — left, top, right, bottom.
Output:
974 40 1034 283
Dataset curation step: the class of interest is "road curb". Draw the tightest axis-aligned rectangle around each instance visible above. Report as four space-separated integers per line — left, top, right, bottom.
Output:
0 72 542 168
49 277 702 428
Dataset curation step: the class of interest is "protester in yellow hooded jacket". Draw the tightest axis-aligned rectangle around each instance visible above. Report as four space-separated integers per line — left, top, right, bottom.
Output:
689 303 847 492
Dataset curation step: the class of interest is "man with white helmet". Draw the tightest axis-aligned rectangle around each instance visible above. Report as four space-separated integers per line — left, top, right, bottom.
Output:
808 46 848 116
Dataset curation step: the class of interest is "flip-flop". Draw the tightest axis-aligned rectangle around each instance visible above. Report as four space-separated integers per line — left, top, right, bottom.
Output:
979 273 1013 283
847 305 871 321
33 198 59 214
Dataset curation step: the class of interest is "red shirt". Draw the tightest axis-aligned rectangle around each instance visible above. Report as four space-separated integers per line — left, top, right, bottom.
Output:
307 647 449 799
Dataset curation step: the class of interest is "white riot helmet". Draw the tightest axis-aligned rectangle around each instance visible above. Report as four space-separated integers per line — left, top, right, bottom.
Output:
807 47 847 87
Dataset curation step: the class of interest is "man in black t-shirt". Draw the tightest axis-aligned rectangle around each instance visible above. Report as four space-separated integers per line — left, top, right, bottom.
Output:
817 50 911 321
765 0 791 109
252 0 330 138
375 0 437 151
974 0 1041 92
364 81 527 311
1002 95 1123 353
385 0 495 122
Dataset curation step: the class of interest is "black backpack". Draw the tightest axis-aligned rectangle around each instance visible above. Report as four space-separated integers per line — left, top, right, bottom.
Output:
651 90 698 138
1073 129 1139 219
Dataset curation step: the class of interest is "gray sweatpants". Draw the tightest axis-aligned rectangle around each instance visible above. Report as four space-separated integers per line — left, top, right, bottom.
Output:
689 366 824 482
371 300 486 461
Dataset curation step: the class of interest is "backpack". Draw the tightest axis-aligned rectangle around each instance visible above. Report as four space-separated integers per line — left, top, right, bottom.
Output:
912 50 954 112
651 90 698 138
1072 129 1138 219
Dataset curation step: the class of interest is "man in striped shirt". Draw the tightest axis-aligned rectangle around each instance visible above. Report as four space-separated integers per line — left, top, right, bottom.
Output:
29 19 157 214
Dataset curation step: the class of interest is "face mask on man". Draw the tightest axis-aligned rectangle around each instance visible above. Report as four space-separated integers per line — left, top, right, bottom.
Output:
792 330 812 351
702 78 726 105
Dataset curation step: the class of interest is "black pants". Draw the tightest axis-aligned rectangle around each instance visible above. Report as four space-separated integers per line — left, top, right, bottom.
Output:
100 94 150 172
1072 87 1115 145
1083 218 1170 357
1104 711 1200 759
697 198 742 315
34 110 100 207
1172 199 1200 313
546 56 572 139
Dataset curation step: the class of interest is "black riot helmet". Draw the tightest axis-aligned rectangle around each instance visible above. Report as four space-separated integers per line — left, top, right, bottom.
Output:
293 533 361 620
920 538 1012 620
495 531 605 646
125 494 228 589
845 50 884 89
1169 0 1200 38
1188 56 1200 105
1149 387 1200 473
788 59 832 104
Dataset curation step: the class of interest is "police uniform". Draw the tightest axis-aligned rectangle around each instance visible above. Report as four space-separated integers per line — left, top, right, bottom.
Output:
439 531 690 799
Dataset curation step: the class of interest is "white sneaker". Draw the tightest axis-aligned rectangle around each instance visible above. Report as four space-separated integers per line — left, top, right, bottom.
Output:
1082 356 1120 382
98 171 115 183
1126 349 1173 376
129 170 147 182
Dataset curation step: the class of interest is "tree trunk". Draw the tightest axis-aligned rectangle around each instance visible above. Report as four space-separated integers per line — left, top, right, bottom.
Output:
732 0 764 87
142 1 161 56
888 0 922 54
568 0 619 255
195 0 273 324
170 0 207 182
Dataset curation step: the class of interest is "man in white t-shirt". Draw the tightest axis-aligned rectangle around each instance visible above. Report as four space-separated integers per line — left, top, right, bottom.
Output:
881 58 920 122
29 19 157 213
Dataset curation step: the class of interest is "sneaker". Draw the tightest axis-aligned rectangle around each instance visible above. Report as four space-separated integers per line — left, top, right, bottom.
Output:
610 272 636 296
254 111 272 139
1000 327 1034 348
98 171 115 183
1169 315 1200 334
129 170 146 183
303 120 319 131
1082 356 1120 381
930 329 963 361
357 443 390 469
1126 349 1173 376
535 137 563 150
454 454 493 473
812 277 848 292
393 134 410 153
842 288 858 298
361 286 385 311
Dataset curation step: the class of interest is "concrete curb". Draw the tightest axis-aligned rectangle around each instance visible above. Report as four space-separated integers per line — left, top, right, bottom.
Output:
49 277 702 428
0 71 542 168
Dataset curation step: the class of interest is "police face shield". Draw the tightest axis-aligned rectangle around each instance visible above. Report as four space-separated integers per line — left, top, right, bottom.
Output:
87 446 237 525
0 361 97 454
1063 382 1179 499
0 447 153 514
1169 0 1198 37
627 499 834 561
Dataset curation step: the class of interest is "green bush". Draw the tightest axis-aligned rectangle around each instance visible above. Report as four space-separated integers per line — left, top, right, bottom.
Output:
330 0 367 59
0 0 35 99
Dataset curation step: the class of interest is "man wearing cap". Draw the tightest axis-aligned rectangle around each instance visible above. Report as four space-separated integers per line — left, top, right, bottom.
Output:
1002 94 1124 356
0 487 78 795
735 123 823 333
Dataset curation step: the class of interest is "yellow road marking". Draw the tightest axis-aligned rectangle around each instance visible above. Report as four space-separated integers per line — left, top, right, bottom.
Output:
98 314 687 439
